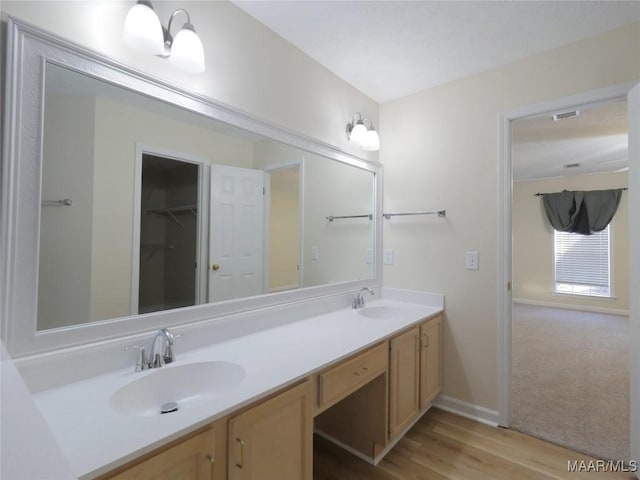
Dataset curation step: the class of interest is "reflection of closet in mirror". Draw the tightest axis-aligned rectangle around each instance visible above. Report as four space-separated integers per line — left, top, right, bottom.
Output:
266 164 302 293
137 154 201 314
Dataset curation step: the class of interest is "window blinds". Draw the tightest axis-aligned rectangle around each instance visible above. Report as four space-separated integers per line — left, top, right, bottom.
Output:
554 225 610 294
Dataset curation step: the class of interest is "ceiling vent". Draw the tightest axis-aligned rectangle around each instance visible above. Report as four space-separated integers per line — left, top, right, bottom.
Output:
552 110 580 121
564 162 581 169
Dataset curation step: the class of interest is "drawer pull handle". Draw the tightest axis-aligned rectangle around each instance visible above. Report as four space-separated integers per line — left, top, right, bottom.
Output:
353 366 369 376
235 438 245 469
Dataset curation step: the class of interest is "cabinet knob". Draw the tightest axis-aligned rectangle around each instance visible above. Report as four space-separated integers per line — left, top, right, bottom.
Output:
211 263 220 271
205 454 215 464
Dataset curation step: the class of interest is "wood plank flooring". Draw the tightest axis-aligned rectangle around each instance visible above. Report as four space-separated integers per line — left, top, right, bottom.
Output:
313 408 637 480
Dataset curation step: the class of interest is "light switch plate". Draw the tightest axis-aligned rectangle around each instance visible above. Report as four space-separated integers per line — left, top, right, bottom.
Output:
366 248 374 264
465 250 479 270
311 246 319 261
384 249 394 265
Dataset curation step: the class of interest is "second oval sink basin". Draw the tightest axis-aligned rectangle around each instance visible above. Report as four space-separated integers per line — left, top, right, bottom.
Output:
110 361 245 417
357 306 409 319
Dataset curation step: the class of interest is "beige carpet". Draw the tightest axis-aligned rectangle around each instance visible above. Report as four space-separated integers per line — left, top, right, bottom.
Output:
510 303 629 462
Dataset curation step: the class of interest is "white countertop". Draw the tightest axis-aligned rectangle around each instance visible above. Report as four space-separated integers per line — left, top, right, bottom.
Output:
32 293 442 479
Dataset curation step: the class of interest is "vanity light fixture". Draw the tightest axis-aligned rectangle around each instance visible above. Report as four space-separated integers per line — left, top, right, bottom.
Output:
123 1 205 74
346 113 380 151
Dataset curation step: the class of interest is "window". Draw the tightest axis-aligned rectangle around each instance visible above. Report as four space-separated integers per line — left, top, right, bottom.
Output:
554 225 611 297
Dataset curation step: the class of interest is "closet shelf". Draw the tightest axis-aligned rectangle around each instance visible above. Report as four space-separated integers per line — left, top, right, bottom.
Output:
146 204 198 227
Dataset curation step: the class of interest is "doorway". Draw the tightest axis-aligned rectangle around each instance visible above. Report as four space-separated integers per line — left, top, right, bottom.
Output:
509 100 629 460
265 163 302 293
132 145 207 315
138 154 199 313
497 83 640 463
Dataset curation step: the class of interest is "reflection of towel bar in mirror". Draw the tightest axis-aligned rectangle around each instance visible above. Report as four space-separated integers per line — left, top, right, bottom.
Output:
42 198 72 206
326 214 373 222
382 210 446 219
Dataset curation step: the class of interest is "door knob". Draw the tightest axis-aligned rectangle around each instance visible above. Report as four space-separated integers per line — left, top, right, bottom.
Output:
211 263 220 271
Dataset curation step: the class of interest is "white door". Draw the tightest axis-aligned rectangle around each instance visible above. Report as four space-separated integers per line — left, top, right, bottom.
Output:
209 165 265 302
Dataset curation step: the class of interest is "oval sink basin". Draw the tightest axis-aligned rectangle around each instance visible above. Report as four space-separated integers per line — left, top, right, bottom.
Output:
110 361 245 417
357 306 409 319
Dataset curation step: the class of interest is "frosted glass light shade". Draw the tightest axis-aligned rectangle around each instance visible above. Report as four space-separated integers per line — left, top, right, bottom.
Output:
170 26 206 73
123 3 164 55
362 129 380 151
349 122 367 145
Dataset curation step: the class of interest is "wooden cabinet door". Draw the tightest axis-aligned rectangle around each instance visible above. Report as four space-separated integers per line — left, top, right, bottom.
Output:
420 315 442 409
107 427 215 480
228 381 312 480
388 327 420 439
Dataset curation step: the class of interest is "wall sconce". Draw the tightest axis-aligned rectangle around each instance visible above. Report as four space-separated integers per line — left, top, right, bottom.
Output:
346 113 380 151
123 0 205 73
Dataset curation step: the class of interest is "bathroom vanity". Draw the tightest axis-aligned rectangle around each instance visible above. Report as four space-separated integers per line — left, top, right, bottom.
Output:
30 294 443 480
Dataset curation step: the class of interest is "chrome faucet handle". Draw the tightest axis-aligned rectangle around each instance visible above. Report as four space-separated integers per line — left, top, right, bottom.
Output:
124 344 150 372
152 352 165 369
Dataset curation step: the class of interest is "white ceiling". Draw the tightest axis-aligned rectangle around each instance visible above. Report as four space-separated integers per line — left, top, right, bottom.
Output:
233 0 640 103
512 100 628 181
233 0 636 179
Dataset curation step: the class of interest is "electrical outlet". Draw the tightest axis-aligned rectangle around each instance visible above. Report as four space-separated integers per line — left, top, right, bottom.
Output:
384 249 394 265
311 246 319 261
366 248 374 264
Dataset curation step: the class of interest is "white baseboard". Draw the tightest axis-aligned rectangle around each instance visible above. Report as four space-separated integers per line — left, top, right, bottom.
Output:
513 298 629 316
432 394 499 427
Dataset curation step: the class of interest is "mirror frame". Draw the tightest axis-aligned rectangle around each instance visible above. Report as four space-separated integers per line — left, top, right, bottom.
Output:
1 18 383 357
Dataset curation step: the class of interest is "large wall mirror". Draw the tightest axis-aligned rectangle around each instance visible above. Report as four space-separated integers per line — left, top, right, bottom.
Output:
1 19 381 356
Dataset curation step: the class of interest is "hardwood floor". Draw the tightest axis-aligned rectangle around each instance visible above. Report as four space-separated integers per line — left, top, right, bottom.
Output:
313 408 637 480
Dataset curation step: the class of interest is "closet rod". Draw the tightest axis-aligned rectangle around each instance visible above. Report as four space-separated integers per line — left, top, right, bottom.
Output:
326 214 373 222
41 198 72 206
382 210 446 219
534 188 628 196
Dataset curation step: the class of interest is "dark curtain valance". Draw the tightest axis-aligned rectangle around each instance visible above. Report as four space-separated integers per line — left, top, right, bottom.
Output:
541 189 624 235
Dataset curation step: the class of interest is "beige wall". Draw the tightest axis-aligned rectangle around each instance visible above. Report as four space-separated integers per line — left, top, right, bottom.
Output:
0 1 378 161
513 172 628 313
253 140 375 288
380 23 640 411
303 156 375 286
38 94 95 330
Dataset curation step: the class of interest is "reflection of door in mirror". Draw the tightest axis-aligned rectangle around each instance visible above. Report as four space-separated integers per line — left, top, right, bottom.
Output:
267 165 301 293
137 154 200 314
209 165 265 302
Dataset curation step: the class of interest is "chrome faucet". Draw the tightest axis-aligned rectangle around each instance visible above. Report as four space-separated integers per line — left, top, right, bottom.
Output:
126 328 180 372
353 287 374 309
150 328 177 368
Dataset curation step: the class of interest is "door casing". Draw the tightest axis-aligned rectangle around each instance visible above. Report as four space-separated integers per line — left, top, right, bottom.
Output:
497 82 639 462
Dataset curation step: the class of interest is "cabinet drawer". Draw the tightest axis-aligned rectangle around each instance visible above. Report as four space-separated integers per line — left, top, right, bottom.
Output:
318 342 387 408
